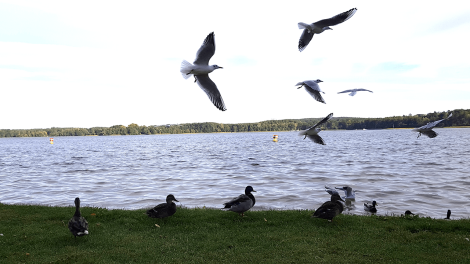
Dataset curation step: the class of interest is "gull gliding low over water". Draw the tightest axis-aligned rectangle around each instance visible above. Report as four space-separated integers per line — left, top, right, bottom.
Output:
296 79 326 104
412 112 453 138
180 32 226 111
299 113 333 145
337 88 373 96
298 8 357 52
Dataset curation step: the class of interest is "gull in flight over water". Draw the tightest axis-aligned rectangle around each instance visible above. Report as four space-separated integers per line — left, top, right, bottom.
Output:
180 32 226 111
299 113 333 145
412 113 452 138
335 186 356 200
298 8 357 52
296 79 326 104
337 88 373 96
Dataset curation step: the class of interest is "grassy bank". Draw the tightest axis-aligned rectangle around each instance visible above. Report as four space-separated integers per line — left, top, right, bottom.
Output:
1 203 469 263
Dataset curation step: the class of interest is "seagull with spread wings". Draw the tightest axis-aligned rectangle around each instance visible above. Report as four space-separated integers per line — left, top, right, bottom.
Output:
180 32 226 111
296 79 326 104
338 88 373 96
299 113 333 145
298 8 357 52
412 113 453 138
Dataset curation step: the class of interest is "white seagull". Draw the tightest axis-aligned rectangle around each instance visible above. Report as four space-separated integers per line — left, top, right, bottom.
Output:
299 113 333 145
298 8 357 52
412 113 453 138
296 79 326 104
337 88 373 96
335 186 356 200
180 32 226 111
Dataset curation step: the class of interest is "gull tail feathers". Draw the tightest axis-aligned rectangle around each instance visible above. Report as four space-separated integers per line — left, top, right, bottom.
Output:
180 60 193 79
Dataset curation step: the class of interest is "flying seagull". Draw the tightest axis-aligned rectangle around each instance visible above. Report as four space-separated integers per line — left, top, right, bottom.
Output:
180 32 226 111
296 79 326 104
412 113 452 138
298 8 357 52
299 113 333 145
335 186 356 200
337 88 373 96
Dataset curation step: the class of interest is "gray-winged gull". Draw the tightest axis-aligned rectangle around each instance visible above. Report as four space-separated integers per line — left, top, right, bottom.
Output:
335 186 356 200
338 88 373 96
412 112 452 138
299 113 333 145
296 79 326 104
180 32 226 111
298 8 357 52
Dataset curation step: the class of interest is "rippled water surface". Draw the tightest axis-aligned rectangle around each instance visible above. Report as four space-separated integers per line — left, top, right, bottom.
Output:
1 128 469 219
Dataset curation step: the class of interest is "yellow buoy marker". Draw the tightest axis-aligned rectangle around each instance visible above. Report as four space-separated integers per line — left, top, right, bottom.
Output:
50 138 54 144
273 135 278 142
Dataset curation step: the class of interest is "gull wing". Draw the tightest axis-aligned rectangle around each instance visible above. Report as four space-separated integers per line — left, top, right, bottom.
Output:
355 88 373 93
307 134 326 145
418 113 453 130
195 74 226 111
314 8 357 28
421 130 438 138
303 81 325 103
194 32 216 66
337 89 354 94
308 113 334 130
299 29 314 52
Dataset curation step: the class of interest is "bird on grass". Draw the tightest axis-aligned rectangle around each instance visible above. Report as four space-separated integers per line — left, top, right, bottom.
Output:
299 113 333 145
337 88 373 96
412 112 453 138
298 8 357 52
68 197 89 238
180 32 226 111
335 186 356 200
445 210 451 219
404 210 415 216
312 193 345 222
296 79 326 104
146 194 179 219
222 186 256 217
364 201 378 213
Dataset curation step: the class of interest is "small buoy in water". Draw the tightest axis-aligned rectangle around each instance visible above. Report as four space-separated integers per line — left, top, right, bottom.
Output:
50 138 54 144
273 135 278 142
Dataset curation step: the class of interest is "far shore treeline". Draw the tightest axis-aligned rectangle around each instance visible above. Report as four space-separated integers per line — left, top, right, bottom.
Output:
1 109 468 138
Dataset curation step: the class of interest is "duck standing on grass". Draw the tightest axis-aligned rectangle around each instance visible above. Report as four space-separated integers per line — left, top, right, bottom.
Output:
68 197 89 238
312 193 344 222
364 201 378 213
222 186 256 217
146 194 179 219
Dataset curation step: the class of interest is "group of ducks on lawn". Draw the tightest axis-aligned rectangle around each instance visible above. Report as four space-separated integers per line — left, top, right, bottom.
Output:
71 185 454 238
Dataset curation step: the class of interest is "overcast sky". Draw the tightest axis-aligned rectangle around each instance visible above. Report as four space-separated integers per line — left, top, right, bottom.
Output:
1 1 469 129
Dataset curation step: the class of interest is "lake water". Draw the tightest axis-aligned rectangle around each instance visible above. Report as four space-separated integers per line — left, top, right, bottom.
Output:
1 128 469 219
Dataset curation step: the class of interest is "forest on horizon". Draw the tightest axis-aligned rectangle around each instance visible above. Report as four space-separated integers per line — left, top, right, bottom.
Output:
0 109 468 138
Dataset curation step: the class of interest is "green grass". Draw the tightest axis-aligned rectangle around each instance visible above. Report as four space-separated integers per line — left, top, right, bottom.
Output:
1 203 469 263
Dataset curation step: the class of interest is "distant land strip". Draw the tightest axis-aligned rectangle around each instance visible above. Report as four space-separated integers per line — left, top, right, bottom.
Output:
1 109 468 138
